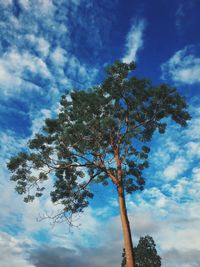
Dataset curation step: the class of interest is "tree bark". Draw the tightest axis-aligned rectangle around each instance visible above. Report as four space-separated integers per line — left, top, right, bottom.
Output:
118 185 135 267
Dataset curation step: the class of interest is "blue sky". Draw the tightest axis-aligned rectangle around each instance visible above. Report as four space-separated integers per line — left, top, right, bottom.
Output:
0 0 200 267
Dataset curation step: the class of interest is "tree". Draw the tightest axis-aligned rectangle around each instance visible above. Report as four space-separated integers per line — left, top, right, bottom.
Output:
121 235 161 267
135 235 161 267
7 61 190 267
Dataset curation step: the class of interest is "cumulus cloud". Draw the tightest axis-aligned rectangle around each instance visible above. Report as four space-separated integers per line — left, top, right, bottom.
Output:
163 157 188 180
122 19 146 63
161 46 200 84
0 232 34 267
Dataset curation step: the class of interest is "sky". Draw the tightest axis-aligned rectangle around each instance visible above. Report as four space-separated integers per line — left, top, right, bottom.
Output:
0 0 200 266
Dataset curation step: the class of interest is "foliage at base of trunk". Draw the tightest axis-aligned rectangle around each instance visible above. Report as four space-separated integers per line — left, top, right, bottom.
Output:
122 235 161 267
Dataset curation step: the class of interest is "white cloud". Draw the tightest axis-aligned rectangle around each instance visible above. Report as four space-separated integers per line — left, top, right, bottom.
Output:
0 47 97 98
0 0 12 6
30 108 52 136
0 132 30 227
122 19 146 63
0 0 97 100
149 102 200 185
0 232 34 267
26 34 50 57
19 0 30 9
186 142 200 158
0 49 51 96
0 64 22 93
192 167 200 181
64 52 98 85
163 157 188 181
185 112 200 140
161 46 200 84
19 0 55 15
50 47 67 66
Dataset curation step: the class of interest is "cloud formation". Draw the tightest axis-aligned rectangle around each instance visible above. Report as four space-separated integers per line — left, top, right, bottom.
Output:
0 2 199 267
161 46 200 84
0 0 101 101
122 19 146 63
0 232 34 267
163 248 200 267
29 244 121 267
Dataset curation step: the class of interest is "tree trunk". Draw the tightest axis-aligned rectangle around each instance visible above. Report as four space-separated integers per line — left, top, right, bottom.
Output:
118 185 135 267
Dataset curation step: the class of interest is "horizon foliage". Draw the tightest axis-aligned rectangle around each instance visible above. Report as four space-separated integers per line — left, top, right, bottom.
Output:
121 235 161 267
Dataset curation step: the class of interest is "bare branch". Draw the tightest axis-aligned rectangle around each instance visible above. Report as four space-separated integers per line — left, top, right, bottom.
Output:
78 171 102 191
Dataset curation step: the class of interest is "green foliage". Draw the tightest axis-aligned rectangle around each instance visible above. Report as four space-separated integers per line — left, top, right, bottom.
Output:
121 235 161 267
7 61 191 219
134 235 161 267
121 248 127 267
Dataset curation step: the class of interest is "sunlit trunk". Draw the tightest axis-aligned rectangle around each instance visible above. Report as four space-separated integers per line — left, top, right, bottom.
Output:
118 185 135 267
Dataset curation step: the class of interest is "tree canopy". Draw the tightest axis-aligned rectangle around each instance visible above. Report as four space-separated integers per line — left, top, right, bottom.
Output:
7 61 191 222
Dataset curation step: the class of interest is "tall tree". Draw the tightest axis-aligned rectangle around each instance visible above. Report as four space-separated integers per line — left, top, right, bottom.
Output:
7 61 190 267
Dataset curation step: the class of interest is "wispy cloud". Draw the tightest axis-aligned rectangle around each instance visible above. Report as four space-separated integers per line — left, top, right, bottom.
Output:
175 3 185 33
161 46 200 84
122 19 146 63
